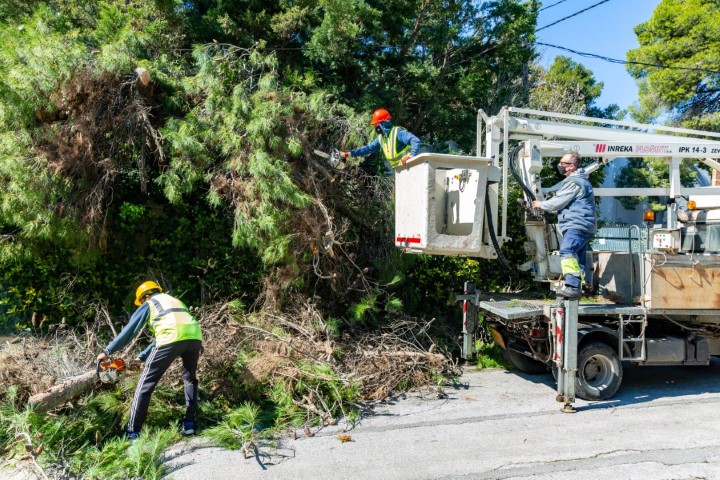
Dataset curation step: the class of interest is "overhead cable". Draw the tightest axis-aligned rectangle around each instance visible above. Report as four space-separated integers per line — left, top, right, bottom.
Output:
536 0 612 32
539 0 570 12
537 41 720 75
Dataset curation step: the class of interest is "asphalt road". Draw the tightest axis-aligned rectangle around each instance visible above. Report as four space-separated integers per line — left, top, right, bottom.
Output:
163 361 720 480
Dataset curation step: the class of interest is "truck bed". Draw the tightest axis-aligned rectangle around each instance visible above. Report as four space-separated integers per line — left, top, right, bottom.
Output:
476 295 719 322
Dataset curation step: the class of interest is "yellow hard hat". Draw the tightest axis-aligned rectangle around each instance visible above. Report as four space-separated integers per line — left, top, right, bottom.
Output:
135 280 162 306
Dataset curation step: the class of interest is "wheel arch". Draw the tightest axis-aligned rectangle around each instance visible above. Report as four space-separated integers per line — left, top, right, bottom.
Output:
578 322 628 358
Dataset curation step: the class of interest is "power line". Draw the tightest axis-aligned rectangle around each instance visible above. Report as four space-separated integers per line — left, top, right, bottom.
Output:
536 0 612 32
537 41 720 75
539 0 570 12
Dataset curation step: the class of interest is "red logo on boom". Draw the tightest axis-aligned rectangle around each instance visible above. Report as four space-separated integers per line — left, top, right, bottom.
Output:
595 144 607 153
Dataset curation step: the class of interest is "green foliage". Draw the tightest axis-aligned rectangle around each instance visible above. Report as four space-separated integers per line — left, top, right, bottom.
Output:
627 0 720 128
325 316 342 337
1 387 117 473
304 0 377 68
0 253 90 331
616 0 719 206
266 361 359 428
475 341 513 370
0 386 25 448
615 158 698 211
384 296 403 313
118 202 147 224
76 429 176 480
349 294 379 324
0 380 187 478
160 43 344 266
0 198 261 331
402 253 533 315
531 56 622 119
0 0 36 20
0 6 88 254
0 0 544 328
0 5 86 128
203 401 260 449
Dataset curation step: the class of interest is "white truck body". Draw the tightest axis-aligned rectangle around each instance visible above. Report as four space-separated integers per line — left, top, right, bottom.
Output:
394 107 720 404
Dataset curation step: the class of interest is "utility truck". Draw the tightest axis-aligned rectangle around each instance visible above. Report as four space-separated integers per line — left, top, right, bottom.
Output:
394 107 720 410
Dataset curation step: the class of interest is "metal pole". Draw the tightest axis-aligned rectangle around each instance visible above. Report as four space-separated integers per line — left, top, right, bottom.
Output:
461 282 477 360
554 302 565 399
501 108 509 240
668 157 681 229
476 110 484 157
557 298 578 413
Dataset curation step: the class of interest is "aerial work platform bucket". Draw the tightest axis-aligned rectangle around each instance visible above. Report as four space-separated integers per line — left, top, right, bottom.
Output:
394 153 501 258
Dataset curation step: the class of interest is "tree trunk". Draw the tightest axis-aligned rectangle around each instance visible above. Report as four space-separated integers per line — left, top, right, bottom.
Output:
27 370 97 413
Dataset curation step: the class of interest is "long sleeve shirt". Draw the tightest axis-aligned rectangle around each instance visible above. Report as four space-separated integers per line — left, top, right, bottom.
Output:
350 128 421 158
102 303 155 361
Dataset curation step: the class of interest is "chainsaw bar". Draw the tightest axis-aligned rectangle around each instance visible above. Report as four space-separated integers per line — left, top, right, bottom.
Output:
314 149 346 170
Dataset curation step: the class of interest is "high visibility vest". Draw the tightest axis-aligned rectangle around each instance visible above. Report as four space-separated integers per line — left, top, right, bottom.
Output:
146 293 202 346
379 126 412 166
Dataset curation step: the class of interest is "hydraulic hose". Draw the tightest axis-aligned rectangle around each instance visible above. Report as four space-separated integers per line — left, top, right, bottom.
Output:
507 144 537 203
485 186 511 270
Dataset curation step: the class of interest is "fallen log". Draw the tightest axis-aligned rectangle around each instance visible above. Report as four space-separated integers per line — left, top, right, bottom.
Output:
27 370 96 413
361 351 446 362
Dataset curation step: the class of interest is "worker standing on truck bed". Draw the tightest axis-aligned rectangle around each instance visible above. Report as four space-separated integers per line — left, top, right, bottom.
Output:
341 108 421 176
532 152 596 299
96 281 203 440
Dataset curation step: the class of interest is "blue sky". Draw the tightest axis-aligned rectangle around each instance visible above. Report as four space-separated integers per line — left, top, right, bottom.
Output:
536 0 661 111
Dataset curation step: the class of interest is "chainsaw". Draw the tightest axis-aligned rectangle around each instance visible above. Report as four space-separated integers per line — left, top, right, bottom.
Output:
96 357 140 384
314 148 346 170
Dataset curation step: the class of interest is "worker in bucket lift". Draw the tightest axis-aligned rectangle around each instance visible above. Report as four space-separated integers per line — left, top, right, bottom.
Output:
340 108 421 176
96 281 203 440
532 152 596 300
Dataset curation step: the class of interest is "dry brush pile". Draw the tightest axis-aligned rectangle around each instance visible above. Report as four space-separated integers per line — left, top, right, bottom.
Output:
1 297 458 427
162 298 459 425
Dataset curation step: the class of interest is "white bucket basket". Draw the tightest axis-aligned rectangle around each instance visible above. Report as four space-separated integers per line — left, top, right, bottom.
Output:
394 153 501 257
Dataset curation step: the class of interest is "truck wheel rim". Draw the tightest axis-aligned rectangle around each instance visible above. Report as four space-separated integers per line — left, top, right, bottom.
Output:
582 355 613 390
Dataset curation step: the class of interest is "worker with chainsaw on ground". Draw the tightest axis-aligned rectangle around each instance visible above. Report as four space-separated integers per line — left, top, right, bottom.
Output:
341 108 421 176
96 281 203 440
532 152 596 299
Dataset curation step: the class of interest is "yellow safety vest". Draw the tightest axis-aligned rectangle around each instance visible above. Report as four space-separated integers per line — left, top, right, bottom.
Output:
147 293 202 346
379 126 412 167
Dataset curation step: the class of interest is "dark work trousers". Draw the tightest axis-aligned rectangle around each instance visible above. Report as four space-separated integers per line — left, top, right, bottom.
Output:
127 339 202 434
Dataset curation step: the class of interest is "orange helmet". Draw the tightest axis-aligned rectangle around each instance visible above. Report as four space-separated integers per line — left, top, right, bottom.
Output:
370 108 391 126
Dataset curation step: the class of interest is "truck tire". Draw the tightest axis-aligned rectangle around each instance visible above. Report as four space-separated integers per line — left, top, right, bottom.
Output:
575 342 622 400
504 348 547 375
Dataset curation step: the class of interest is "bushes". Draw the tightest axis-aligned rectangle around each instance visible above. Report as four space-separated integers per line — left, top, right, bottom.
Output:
0 385 176 479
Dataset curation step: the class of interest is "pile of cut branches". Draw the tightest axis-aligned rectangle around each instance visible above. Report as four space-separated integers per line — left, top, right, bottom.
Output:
162 299 459 428
0 331 93 405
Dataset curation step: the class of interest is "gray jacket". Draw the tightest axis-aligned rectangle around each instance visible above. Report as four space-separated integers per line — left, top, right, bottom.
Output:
538 169 596 235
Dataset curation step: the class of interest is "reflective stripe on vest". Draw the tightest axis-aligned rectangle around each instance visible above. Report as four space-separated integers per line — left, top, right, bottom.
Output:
147 293 202 346
379 126 411 166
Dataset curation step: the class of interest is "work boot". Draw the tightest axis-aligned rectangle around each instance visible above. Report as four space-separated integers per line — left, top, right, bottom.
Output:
556 285 582 300
181 422 196 437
